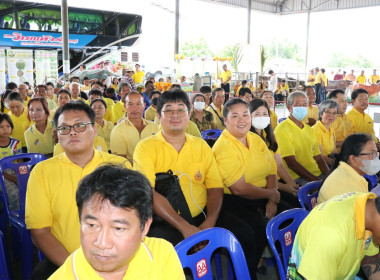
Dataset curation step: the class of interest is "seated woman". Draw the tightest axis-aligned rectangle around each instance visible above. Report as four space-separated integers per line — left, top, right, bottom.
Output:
190 93 216 132
90 99 114 152
318 133 377 204
145 91 161 121
24 98 54 157
250 99 300 208
260 90 278 130
212 98 281 274
303 86 319 126
256 80 268 95
312 99 338 167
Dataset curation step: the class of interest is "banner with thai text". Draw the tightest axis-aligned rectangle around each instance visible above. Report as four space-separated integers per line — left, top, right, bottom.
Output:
7 49 34 86
35 50 58 85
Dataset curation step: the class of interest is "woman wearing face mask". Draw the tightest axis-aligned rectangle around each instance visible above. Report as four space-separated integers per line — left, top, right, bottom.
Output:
144 91 161 121
190 93 216 132
250 99 300 207
317 133 378 204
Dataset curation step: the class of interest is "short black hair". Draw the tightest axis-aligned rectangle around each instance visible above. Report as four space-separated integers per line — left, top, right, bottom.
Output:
6 82 17 90
145 80 153 88
223 98 248 118
200 86 212 94
268 70 274 75
7 91 23 103
238 87 252 97
36 84 47 91
192 93 206 104
46 82 54 88
0 112 14 129
76 164 153 230
91 81 103 88
70 76 80 83
351 88 368 100
57 88 71 99
90 98 107 109
171 84 181 89
80 64 86 69
105 87 116 96
149 90 161 99
212 87 224 99
242 80 247 84
53 100 95 127
157 89 191 116
88 89 102 97
123 91 144 103
328 89 345 99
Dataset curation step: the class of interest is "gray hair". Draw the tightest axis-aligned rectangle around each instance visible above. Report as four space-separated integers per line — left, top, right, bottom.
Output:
287 91 308 106
69 82 80 90
318 99 339 120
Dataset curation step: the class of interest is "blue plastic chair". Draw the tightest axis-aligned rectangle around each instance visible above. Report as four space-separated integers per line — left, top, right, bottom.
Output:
0 231 11 279
266 208 309 280
175 227 250 280
278 117 287 123
297 180 323 211
0 153 47 280
201 129 222 140
363 174 378 191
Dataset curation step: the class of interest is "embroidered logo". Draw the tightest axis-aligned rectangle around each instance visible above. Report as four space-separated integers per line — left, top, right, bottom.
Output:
34 139 39 146
196 259 208 278
284 231 292 247
18 165 28 175
194 169 202 181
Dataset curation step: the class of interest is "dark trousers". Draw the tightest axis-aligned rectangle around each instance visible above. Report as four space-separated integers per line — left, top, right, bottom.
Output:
32 258 58 280
314 83 326 104
221 83 230 103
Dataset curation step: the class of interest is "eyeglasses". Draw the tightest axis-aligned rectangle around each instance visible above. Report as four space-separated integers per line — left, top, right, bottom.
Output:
162 109 188 118
359 151 379 159
57 122 93 135
323 110 338 116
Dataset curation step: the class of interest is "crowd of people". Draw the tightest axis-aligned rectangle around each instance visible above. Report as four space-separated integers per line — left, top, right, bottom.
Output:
0 63 380 279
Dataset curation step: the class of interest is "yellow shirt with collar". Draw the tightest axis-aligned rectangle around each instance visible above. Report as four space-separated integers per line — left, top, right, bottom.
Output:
370 74 380 84
132 70 145 84
9 108 31 147
318 162 368 204
314 72 322 84
212 130 277 194
53 136 108 157
95 120 114 150
331 113 353 143
312 121 335 157
154 117 202 138
288 192 379 279
307 74 316 86
220 70 232 83
24 119 55 155
274 118 321 180
145 105 157 121
110 118 159 162
134 131 223 217
23 96 31 107
269 108 278 130
49 238 185 280
86 98 114 122
112 101 126 123
206 103 225 130
347 108 378 143
357 75 367 84
25 150 131 254
302 105 319 124
80 84 91 92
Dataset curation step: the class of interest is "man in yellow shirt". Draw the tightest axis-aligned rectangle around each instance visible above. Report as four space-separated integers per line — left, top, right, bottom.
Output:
274 91 329 186
274 79 290 102
25 101 130 279
220 64 232 100
357 70 367 84
288 192 380 280
347 88 378 144
369 69 380 84
110 91 159 163
112 82 131 123
206 88 225 130
307 69 316 86
314 68 328 104
49 165 185 280
329 89 353 151
80 77 91 92
131 64 144 84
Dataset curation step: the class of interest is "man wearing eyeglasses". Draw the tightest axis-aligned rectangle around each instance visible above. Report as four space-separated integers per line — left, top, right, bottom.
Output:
25 101 131 279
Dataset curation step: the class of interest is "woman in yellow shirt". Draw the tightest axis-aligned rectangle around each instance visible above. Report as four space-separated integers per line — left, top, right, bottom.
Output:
260 90 278 130
90 99 114 152
303 86 319 126
318 133 377 204
312 99 338 167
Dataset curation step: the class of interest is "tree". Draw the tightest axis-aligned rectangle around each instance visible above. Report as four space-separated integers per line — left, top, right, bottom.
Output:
223 44 243 72
260 45 267 72
179 38 214 57
327 53 373 68
266 38 304 63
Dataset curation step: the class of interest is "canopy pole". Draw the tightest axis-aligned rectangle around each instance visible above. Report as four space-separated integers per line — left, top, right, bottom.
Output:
61 0 70 82
247 0 251 44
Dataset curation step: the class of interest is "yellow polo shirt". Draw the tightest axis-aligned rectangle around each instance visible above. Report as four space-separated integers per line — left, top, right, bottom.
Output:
9 108 31 147
370 74 380 84
347 108 378 143
357 75 366 84
155 118 202 139
132 70 145 84
314 72 322 84
145 106 157 121
288 192 379 279
212 130 277 194
269 109 278 130
24 120 54 155
95 120 114 150
318 162 368 204
220 70 231 83
206 103 224 130
331 113 353 143
134 131 223 217
49 238 185 280
23 96 31 107
312 121 335 157
86 98 114 122
110 118 159 162
303 105 319 124
25 150 131 254
307 74 316 86
274 118 321 180
53 136 108 157
112 101 126 123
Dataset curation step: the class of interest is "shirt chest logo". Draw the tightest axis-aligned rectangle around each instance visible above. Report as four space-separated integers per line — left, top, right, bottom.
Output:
34 139 39 146
194 169 202 181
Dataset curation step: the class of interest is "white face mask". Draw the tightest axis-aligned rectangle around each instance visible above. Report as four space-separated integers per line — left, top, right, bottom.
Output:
194 101 205 111
251 116 271 130
359 158 380 175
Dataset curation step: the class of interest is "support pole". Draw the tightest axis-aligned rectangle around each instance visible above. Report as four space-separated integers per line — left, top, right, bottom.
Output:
304 0 311 73
247 0 251 44
175 0 180 58
61 0 70 82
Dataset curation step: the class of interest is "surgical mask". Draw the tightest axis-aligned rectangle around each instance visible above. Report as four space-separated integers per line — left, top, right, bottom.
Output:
151 98 158 106
251 116 270 130
359 158 380 176
4 102 9 110
292 107 308 121
194 101 205 111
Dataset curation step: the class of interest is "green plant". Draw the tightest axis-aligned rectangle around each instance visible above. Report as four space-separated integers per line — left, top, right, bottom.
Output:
223 44 243 72
260 45 267 72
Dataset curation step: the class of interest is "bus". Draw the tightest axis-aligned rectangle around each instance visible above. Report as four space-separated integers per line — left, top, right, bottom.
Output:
0 0 142 68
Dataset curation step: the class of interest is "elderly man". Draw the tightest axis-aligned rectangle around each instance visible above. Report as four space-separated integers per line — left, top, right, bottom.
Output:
274 91 329 186
25 101 130 279
17 83 30 105
49 165 185 279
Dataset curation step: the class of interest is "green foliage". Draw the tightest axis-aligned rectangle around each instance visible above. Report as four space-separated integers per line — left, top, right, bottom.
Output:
260 46 267 72
266 38 304 63
179 38 214 58
328 53 373 68
223 44 243 72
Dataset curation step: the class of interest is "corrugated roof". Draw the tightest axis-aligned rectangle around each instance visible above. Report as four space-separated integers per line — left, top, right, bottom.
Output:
199 0 380 14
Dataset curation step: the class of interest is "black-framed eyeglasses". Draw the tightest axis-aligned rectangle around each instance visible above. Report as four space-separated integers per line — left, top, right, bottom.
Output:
359 151 379 159
57 122 93 135
162 109 188 118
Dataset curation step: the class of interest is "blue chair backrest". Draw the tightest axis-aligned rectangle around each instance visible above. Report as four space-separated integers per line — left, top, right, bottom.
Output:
297 180 323 211
0 153 47 215
0 231 11 279
175 227 250 280
201 129 222 141
278 117 287 123
266 208 309 280
363 174 377 191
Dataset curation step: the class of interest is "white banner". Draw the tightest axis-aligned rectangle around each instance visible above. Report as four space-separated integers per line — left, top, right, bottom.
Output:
35 50 58 85
0 49 5 91
6 49 34 87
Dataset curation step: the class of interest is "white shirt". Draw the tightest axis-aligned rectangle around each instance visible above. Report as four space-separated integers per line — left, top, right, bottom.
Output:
268 74 277 92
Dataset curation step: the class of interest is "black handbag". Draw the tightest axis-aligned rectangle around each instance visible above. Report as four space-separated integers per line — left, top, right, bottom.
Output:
154 170 193 224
